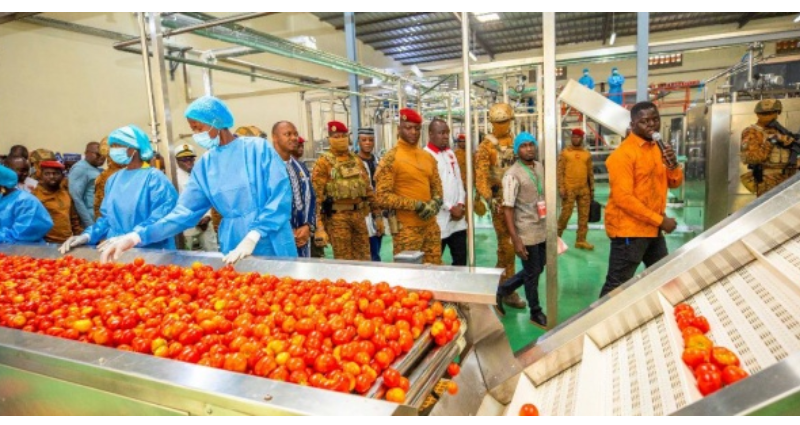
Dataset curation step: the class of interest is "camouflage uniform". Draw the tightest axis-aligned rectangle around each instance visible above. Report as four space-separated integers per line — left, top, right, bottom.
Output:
312 151 372 261
476 103 517 282
740 99 798 197
374 140 443 265
557 145 594 246
454 146 486 217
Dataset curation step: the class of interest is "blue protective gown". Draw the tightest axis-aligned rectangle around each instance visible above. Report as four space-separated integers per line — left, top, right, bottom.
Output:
137 137 296 257
0 190 53 244
578 74 595 90
608 74 625 105
84 167 177 250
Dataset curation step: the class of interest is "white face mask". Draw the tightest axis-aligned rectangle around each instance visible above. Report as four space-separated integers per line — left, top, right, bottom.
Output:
193 130 220 150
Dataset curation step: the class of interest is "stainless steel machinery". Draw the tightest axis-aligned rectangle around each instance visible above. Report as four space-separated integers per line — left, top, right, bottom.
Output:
6 174 800 415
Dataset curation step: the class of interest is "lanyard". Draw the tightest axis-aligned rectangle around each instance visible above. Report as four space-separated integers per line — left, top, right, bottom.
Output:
520 163 543 195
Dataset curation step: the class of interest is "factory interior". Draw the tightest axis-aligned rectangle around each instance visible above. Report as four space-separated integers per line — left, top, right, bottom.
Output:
2 11 800 415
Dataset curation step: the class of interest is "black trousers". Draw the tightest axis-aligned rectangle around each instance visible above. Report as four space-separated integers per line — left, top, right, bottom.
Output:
599 235 668 298
497 242 546 314
441 230 467 266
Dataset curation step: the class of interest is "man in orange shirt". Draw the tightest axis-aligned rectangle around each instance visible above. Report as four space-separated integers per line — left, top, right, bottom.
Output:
600 101 682 298
375 108 443 265
557 128 595 250
32 161 83 244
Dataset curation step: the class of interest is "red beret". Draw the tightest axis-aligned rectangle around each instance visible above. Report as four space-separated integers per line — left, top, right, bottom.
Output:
39 160 65 170
399 108 422 124
297 136 305 144
457 134 466 141
327 121 348 134
571 128 585 137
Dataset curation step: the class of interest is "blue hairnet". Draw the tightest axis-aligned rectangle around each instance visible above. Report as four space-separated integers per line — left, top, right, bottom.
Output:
0 164 17 188
514 132 537 155
185 96 234 129
583 68 589 73
108 125 154 161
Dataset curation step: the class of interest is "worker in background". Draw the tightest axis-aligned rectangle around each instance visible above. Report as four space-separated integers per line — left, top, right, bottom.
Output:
375 108 443 265
6 156 34 193
357 127 385 262
578 68 595 90
557 128 595 250
608 67 625 105
272 121 316 258
27 148 57 189
493 132 547 328
92 96 295 264
59 125 178 255
454 133 487 218
174 144 218 252
93 137 123 219
294 136 323 259
424 119 466 266
476 103 526 309
0 164 53 244
740 99 799 197
7 145 29 160
600 102 683 298
312 121 373 261
32 161 83 244
68 141 105 228
235 125 267 138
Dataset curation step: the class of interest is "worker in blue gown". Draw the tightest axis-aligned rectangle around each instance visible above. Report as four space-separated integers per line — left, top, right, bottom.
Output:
578 68 595 90
97 96 296 264
608 67 625 105
59 125 178 254
0 164 53 244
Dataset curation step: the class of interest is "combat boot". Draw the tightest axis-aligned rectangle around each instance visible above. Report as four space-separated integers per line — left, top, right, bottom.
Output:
503 292 527 309
575 241 594 250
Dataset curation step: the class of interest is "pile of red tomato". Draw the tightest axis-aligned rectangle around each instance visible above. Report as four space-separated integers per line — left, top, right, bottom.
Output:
0 254 462 403
674 303 749 396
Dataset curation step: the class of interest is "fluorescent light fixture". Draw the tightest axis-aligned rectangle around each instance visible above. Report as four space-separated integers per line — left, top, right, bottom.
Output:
469 51 478 62
794 14 800 23
410 65 424 78
474 13 500 23
609 32 617 46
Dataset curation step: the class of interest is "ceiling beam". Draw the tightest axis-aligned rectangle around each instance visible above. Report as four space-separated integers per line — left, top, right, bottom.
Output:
461 13 495 60
0 12 40 25
359 17 458 39
334 12 429 31
737 12 757 29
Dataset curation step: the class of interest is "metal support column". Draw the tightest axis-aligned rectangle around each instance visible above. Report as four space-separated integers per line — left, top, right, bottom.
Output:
543 12 559 330
461 12 475 268
502 74 508 104
636 12 649 102
344 12 361 148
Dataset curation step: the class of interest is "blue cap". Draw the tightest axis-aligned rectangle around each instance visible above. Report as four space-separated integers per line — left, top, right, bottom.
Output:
185 96 234 129
583 68 589 73
0 164 17 188
108 125 154 161
612 67 619 73
513 132 537 155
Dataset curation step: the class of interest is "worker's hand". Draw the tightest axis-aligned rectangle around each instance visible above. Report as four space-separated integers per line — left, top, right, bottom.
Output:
98 232 141 263
222 231 261 265
197 216 212 232
418 200 439 220
59 234 90 255
374 215 385 236
294 224 311 248
659 216 678 234
662 143 678 169
491 199 503 216
450 204 465 221
314 229 330 247
512 236 528 261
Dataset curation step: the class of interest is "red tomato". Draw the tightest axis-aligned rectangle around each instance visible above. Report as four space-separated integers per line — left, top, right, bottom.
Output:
721 365 749 386
676 315 695 332
694 362 720 377
696 369 723 396
447 362 461 377
691 316 711 334
710 347 740 369
383 368 401 388
681 326 703 341
682 347 710 369
685 334 713 352
447 381 458 395
673 303 694 318
519 403 539 416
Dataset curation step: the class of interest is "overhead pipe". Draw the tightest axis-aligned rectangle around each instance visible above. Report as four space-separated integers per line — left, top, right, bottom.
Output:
136 13 160 149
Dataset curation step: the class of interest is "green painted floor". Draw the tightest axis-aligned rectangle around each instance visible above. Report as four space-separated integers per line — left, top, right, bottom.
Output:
323 182 703 353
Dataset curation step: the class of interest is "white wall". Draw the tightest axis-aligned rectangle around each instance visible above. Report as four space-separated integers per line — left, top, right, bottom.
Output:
0 12 404 155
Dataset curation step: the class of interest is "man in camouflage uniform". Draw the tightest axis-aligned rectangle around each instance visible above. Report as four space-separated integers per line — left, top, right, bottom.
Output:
475 103 526 309
93 138 123 219
312 121 373 261
557 128 595 250
375 108 444 265
740 99 799 197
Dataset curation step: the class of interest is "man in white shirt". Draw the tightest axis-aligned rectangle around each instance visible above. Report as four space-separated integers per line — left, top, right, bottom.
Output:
174 144 218 251
424 119 467 266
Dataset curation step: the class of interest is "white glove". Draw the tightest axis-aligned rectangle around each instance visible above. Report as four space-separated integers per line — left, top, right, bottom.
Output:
98 232 142 263
59 234 90 255
222 230 261 265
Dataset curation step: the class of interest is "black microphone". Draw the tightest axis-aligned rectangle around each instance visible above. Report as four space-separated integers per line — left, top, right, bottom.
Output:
652 132 675 168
